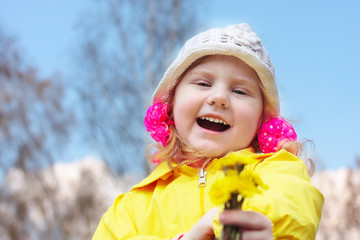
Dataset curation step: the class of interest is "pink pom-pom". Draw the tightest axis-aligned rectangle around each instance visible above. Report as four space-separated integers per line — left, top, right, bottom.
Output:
144 102 173 146
258 118 297 153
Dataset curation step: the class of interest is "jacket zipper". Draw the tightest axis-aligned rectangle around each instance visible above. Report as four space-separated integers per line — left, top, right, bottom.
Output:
198 168 207 187
198 168 207 216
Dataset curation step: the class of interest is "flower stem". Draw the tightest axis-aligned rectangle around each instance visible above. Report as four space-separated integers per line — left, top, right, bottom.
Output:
221 194 244 240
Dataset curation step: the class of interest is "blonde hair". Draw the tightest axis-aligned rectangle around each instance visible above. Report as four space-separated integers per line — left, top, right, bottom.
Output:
148 55 314 174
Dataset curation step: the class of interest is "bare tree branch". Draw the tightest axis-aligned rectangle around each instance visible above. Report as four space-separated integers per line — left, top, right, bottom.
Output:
72 0 203 175
0 28 73 175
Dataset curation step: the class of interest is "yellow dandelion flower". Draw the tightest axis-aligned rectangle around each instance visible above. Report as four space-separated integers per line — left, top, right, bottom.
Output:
210 153 268 208
234 175 261 198
209 178 233 204
241 170 269 190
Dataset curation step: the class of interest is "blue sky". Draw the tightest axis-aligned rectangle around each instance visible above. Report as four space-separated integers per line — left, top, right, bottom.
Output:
1 0 359 170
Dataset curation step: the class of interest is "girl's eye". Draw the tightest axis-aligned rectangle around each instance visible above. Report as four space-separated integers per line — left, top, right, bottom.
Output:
233 89 247 95
196 81 211 87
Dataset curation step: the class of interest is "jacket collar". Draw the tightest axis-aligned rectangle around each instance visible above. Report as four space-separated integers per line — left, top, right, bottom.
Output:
131 147 272 190
131 161 174 190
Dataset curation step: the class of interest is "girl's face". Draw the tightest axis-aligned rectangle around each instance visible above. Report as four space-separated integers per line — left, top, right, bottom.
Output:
172 55 263 157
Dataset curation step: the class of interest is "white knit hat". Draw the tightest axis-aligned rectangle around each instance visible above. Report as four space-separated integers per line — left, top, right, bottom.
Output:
152 23 279 114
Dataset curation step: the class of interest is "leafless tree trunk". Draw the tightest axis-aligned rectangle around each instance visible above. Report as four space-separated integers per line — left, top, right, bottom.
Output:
72 0 203 175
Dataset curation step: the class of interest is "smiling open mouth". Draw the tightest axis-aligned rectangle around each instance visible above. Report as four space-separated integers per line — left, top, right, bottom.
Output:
197 117 230 132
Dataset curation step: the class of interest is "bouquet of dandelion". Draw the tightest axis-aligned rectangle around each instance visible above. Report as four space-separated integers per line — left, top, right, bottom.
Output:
209 152 268 240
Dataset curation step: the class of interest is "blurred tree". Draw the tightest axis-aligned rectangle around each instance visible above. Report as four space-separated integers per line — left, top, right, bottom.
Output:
0 26 74 239
0 27 73 175
73 0 204 175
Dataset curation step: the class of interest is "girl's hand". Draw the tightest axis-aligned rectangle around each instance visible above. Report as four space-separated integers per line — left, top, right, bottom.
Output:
180 208 219 240
220 210 273 240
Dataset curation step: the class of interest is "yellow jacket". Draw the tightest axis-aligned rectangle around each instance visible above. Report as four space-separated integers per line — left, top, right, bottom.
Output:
92 148 323 240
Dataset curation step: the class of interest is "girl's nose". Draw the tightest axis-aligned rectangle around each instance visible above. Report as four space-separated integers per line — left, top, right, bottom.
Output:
206 89 230 108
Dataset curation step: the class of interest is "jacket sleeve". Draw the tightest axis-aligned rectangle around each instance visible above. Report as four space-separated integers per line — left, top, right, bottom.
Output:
92 193 172 240
243 150 324 240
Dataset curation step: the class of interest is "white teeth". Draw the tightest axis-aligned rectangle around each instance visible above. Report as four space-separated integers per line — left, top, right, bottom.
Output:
201 117 229 125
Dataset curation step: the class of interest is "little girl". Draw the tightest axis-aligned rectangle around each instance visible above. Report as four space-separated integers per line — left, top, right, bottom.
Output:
92 23 323 240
